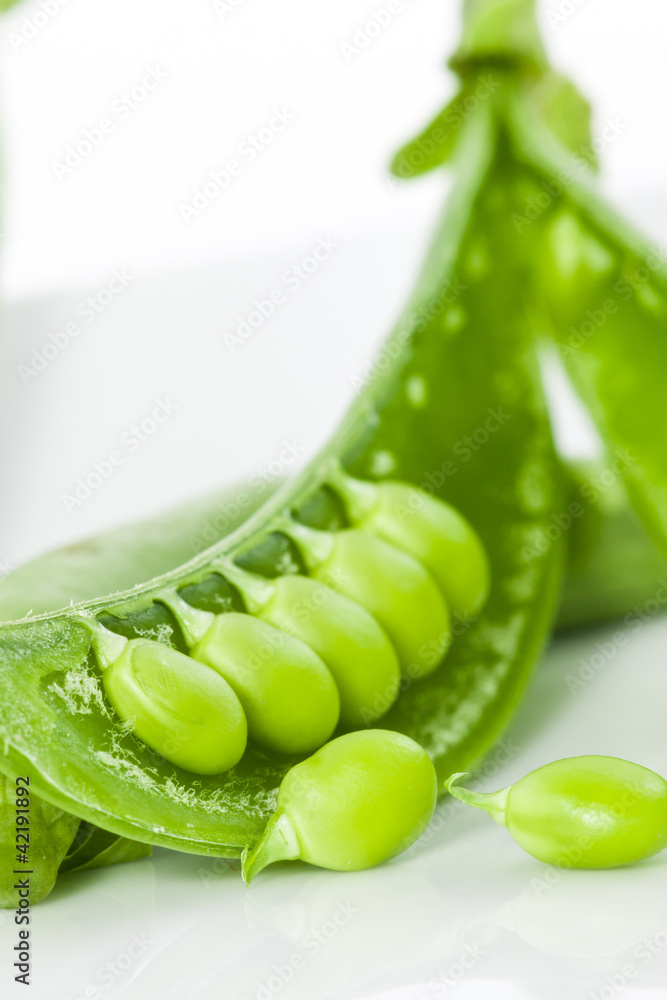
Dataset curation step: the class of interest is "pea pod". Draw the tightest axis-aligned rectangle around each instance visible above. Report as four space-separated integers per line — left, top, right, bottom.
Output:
0 0 567 862
1 773 80 907
446 757 667 868
59 821 152 875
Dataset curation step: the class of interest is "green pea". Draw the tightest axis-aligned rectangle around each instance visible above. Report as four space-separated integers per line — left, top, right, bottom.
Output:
281 521 450 679
327 465 490 620
102 638 247 775
446 756 667 868
223 567 401 728
242 729 437 882
192 613 340 755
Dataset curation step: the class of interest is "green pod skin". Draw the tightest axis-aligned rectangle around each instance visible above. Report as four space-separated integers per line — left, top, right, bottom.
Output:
1 774 80 908
242 729 437 881
311 529 451 680
332 475 490 622
103 639 247 775
255 575 401 728
447 756 667 868
192 613 340 755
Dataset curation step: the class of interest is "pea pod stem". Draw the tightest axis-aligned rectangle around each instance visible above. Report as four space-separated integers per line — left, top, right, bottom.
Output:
445 772 510 826
273 516 335 570
155 589 215 646
324 460 378 522
86 618 129 671
210 558 276 615
241 810 301 884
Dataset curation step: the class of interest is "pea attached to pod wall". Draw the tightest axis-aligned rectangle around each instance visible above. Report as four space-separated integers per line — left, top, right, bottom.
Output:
326 463 490 621
157 592 340 755
90 621 247 775
213 559 401 728
242 729 438 882
277 518 451 679
446 756 667 868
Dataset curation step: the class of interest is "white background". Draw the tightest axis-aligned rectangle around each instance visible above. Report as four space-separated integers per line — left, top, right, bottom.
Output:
0 0 666 298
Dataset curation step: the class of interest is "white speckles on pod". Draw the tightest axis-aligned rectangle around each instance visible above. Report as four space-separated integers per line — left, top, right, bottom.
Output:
548 212 615 282
636 282 664 314
515 460 550 515
465 239 490 278
443 305 467 334
368 450 397 477
405 374 428 409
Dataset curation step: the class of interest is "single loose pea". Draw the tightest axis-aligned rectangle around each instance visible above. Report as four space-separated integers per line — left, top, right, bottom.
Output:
242 729 437 882
280 520 451 679
102 638 247 775
446 756 667 868
255 575 401 728
327 465 490 620
192 613 340 755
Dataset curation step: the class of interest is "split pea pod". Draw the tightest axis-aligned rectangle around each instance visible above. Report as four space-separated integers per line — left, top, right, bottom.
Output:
157 593 340 755
447 756 667 868
277 519 451 680
326 464 490 621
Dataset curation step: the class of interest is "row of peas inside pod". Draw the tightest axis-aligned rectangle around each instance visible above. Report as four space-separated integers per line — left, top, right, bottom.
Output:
83 470 489 878
88 468 490 773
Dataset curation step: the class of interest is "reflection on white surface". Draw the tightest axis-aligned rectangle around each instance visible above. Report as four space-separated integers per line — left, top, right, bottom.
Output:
3 617 667 998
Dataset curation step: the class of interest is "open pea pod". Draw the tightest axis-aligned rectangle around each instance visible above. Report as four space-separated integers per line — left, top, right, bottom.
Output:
0 77 565 854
